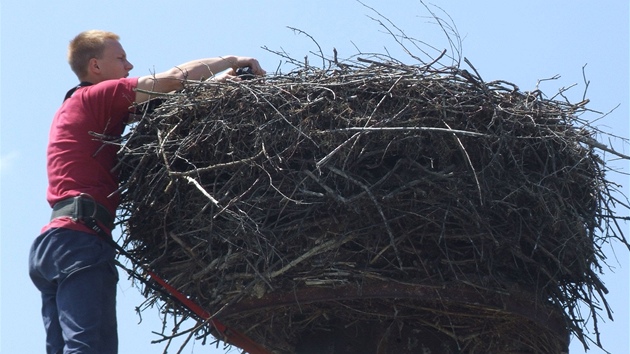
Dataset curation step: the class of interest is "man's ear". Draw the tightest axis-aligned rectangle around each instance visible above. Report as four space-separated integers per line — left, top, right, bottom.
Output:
88 58 101 73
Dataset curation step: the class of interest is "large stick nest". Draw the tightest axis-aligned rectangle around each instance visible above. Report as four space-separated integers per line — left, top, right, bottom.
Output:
115 56 628 353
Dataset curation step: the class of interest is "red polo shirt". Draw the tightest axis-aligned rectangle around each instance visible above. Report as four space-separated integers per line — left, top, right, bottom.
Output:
43 77 139 234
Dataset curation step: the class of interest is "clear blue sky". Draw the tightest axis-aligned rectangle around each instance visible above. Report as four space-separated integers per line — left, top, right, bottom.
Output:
1 1 628 353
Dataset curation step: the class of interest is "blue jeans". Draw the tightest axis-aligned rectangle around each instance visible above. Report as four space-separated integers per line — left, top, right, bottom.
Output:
29 228 119 354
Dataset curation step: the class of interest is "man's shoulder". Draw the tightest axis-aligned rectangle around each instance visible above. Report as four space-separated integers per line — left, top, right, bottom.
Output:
94 77 139 89
63 77 140 114
79 77 139 104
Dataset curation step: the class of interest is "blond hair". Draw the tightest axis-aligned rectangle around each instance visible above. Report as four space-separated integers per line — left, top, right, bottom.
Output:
67 30 120 79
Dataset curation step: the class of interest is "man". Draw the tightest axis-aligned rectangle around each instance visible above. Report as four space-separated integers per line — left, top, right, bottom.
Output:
28 30 265 354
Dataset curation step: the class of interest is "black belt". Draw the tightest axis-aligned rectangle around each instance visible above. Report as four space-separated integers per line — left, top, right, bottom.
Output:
51 194 114 230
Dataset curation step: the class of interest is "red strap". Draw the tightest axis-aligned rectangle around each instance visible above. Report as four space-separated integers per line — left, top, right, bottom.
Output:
92 230 268 353
146 270 271 354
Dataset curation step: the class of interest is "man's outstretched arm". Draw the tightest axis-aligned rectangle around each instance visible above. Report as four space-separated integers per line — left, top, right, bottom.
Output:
134 55 265 103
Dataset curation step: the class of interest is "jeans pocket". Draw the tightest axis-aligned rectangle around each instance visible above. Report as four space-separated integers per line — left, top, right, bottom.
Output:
56 232 109 276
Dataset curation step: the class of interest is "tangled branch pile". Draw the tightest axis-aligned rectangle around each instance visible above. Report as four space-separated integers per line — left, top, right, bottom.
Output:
115 56 628 353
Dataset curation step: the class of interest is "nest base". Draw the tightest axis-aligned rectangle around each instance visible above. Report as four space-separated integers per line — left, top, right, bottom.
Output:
220 281 569 353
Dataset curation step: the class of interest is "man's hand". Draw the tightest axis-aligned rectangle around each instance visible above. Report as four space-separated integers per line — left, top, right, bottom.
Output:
231 56 265 77
212 59 265 82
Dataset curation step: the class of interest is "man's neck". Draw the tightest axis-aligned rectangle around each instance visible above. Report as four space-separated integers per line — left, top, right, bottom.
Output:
63 81 94 101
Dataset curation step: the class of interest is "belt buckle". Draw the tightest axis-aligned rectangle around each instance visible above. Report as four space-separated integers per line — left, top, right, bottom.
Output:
76 193 98 221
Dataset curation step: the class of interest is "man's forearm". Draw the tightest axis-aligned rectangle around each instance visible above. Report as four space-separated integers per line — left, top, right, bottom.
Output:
175 55 238 81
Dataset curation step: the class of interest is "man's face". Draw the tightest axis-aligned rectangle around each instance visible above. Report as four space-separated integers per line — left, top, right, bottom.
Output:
95 39 134 81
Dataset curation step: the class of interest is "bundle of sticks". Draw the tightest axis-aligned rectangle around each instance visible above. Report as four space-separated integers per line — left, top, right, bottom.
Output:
114 56 627 353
